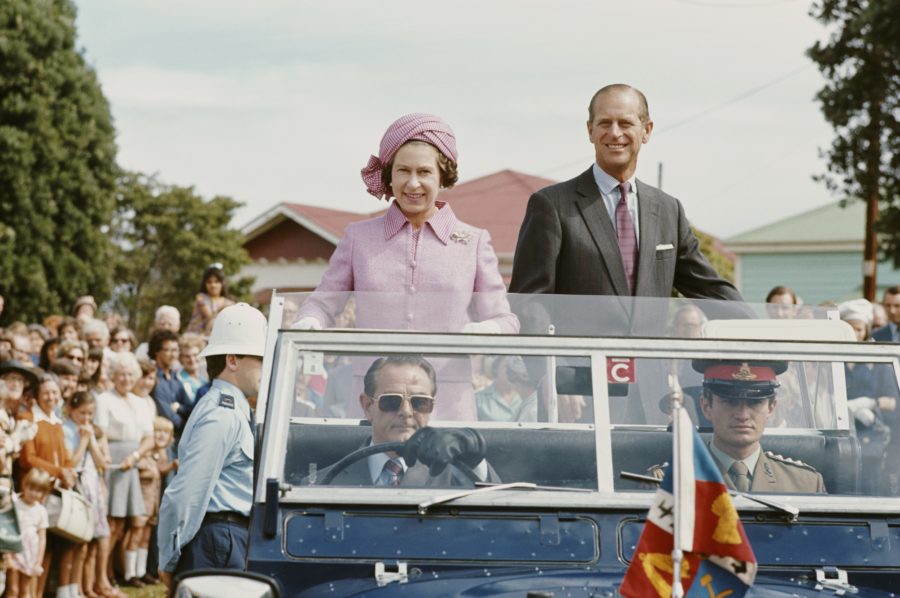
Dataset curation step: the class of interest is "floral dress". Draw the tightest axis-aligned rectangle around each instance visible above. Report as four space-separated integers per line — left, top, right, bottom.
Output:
187 293 234 335
63 419 110 539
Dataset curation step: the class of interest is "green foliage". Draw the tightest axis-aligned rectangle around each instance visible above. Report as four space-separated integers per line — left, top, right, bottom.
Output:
695 227 735 283
807 0 900 266
111 172 254 339
0 0 118 323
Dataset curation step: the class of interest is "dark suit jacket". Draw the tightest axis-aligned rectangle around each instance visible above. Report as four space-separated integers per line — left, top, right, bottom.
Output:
308 444 501 488
872 324 897 343
509 167 742 301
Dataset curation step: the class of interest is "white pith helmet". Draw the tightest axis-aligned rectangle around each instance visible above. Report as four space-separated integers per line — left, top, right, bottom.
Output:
199 302 267 358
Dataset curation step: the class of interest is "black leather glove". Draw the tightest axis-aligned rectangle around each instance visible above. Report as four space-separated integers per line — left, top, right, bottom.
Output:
402 427 487 476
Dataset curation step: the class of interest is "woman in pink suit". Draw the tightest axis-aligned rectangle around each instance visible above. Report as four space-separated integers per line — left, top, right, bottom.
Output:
296 113 519 421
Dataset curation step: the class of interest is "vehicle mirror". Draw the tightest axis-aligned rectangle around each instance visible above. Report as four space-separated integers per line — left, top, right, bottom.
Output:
174 569 281 598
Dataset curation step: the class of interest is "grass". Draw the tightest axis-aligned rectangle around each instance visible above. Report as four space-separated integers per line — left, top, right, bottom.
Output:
121 583 166 598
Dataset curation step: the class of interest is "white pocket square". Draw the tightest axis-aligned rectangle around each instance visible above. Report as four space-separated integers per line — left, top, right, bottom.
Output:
655 243 674 251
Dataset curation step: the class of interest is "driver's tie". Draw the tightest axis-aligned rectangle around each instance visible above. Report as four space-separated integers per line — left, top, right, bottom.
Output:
729 461 751 492
383 459 404 487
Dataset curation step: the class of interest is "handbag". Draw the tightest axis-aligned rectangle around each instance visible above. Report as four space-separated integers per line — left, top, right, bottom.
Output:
45 485 94 543
45 450 95 544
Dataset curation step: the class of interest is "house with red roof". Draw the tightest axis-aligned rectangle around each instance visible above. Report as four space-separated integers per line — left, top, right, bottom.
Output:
240 169 554 303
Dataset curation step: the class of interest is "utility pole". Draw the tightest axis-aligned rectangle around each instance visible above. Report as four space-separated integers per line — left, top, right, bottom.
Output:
862 100 881 302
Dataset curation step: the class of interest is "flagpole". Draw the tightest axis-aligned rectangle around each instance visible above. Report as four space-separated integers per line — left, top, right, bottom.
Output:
671 393 685 598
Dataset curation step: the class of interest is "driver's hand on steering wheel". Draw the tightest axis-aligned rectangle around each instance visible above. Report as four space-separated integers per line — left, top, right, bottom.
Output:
402 427 487 476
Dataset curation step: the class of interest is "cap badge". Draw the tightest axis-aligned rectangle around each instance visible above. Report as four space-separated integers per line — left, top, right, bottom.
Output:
450 230 472 244
732 363 757 381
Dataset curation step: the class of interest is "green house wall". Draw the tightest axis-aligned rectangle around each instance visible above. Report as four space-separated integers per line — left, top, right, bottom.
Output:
738 252 900 304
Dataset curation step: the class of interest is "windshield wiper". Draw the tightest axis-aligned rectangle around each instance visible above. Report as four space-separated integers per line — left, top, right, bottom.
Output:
417 482 591 514
619 471 800 521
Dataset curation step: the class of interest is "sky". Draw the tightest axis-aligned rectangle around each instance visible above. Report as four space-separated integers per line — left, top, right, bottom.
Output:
73 0 840 239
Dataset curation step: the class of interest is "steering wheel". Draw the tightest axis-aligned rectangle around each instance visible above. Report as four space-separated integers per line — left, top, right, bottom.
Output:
317 439 481 485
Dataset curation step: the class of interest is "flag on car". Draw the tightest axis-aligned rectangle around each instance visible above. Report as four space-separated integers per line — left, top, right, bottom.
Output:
620 408 757 597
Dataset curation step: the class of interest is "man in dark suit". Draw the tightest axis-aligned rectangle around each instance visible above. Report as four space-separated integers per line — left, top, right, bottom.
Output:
510 84 742 302
872 286 900 342
315 355 498 486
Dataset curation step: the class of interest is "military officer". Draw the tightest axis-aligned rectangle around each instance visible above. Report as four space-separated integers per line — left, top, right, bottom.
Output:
157 303 267 589
695 360 825 494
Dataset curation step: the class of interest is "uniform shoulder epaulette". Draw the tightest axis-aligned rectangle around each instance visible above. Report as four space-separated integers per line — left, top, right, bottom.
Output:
765 451 818 472
219 394 235 409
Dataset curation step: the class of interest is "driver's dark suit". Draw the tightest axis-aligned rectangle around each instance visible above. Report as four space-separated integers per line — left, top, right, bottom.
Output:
306 440 501 487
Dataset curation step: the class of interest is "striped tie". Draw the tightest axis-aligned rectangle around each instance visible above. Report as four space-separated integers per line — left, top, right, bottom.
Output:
615 181 638 294
382 459 403 487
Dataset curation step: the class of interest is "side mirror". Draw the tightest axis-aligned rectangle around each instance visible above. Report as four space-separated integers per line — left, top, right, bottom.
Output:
173 569 281 598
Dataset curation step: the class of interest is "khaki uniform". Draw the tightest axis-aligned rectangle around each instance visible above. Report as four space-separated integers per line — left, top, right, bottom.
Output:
714 450 826 494
648 447 826 494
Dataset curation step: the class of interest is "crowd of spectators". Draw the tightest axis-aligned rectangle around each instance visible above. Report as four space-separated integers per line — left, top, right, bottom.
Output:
0 275 898 594
0 266 234 597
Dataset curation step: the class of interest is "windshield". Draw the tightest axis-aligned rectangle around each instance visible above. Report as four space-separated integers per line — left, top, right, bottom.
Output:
263 292 900 504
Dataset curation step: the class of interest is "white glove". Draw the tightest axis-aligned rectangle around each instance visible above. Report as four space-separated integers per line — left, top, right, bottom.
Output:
293 316 323 330
462 320 502 334
854 407 876 427
848 396 877 412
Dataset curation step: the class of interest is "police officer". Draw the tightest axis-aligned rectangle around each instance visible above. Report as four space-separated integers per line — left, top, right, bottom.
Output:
157 303 266 589
695 360 825 494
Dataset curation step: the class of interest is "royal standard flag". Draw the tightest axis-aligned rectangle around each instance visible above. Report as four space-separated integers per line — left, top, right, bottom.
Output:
620 408 757 598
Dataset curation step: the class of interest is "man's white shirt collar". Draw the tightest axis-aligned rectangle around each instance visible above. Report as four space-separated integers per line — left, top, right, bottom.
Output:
31 404 62 425
367 448 408 484
592 163 639 242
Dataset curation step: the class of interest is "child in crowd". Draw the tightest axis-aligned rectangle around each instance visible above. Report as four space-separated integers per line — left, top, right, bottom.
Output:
63 392 119 598
187 264 234 336
8 468 52 598
133 417 177 585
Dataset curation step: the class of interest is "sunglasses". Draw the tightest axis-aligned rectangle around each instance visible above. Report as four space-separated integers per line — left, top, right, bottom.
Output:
373 393 435 414
67 354 84 362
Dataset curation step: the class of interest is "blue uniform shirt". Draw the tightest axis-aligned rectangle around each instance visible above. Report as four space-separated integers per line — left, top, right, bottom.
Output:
157 378 254 573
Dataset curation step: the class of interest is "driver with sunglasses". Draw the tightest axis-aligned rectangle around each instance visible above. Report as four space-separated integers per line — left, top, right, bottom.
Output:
316 356 499 487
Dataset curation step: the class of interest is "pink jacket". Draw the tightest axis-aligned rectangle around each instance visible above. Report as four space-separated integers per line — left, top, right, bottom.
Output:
298 202 519 334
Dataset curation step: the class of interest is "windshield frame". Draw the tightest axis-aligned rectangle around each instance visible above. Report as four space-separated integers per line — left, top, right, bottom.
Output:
256 321 900 513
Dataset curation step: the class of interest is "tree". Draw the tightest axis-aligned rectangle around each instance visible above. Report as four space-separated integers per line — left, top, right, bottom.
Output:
807 0 900 298
111 172 254 338
694 227 735 284
0 0 118 324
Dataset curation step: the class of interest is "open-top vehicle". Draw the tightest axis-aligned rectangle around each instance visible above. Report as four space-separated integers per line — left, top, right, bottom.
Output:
245 292 900 597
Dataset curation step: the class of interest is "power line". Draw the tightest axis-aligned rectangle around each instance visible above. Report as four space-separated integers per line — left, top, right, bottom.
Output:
668 0 800 7
539 63 813 177
655 64 812 135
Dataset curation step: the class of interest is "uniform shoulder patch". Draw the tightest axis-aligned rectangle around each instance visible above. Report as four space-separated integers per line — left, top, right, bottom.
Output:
219 394 235 409
765 451 818 472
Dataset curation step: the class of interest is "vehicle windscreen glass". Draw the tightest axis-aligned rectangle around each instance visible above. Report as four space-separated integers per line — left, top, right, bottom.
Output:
284 350 598 491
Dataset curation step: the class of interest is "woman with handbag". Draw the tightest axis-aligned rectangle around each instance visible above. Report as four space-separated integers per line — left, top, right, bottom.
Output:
17 375 80 598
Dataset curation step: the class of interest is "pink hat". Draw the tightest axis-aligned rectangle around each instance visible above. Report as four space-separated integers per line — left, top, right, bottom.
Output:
360 113 457 200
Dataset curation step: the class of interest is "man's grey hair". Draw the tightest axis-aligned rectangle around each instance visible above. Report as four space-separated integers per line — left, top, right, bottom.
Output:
155 305 181 324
